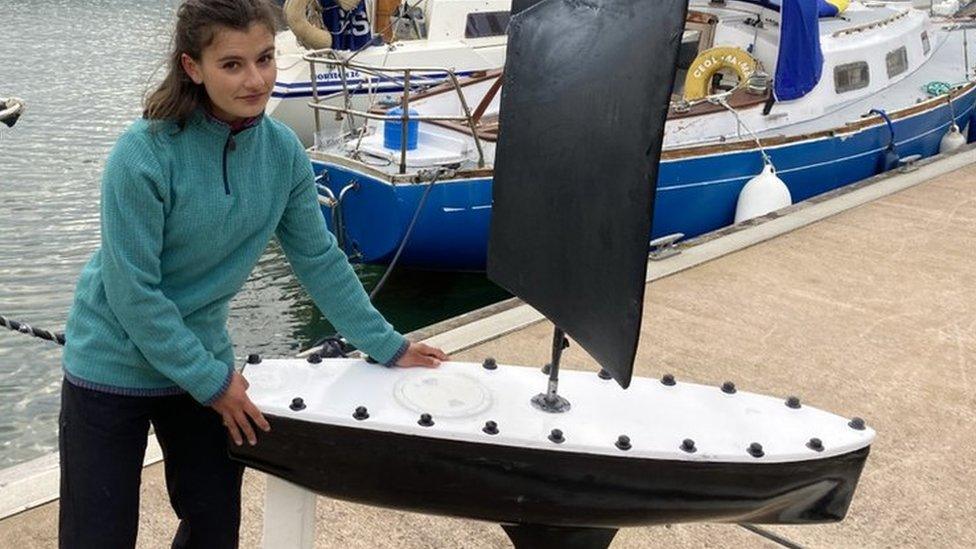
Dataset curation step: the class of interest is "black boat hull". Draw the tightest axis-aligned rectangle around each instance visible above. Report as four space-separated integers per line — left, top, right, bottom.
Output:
231 415 870 528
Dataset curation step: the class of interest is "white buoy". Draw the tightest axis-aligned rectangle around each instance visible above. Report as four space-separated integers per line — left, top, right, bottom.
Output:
940 124 966 154
734 163 792 223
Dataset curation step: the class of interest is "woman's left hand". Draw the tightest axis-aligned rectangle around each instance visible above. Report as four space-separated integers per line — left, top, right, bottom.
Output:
395 342 449 368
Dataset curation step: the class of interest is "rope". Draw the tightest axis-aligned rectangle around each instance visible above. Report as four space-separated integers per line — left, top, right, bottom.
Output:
711 94 774 167
0 314 66 346
0 97 26 128
869 108 896 148
923 81 952 96
368 167 445 300
946 88 958 127
305 166 448 354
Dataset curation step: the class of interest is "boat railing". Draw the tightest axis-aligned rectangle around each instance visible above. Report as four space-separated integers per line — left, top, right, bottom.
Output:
302 49 487 175
832 8 910 38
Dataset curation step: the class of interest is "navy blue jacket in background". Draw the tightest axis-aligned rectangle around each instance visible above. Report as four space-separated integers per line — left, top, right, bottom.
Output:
320 0 372 51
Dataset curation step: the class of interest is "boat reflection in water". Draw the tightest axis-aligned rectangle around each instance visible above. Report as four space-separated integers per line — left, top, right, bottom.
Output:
232 0 874 547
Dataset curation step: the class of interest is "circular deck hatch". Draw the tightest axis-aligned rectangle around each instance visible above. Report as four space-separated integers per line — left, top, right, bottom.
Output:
394 372 492 418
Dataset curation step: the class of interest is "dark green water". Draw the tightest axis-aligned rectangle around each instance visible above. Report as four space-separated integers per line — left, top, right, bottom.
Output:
0 0 507 469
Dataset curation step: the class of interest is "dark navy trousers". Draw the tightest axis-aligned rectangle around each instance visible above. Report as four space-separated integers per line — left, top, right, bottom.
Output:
58 379 244 549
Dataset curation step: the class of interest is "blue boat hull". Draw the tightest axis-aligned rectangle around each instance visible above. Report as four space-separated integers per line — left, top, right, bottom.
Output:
316 87 976 271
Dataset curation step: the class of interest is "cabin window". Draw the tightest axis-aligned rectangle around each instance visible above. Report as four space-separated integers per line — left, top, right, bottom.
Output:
886 47 908 78
465 11 510 39
921 31 931 55
834 61 870 93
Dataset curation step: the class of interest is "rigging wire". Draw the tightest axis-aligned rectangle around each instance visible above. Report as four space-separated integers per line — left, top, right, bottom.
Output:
345 0 429 64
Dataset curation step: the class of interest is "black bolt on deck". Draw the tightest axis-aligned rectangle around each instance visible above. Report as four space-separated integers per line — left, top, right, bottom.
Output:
290 397 306 411
786 396 801 409
483 421 499 435
680 438 696 453
661 374 676 386
549 429 564 443
246 354 261 364
748 442 764 458
353 406 369 420
418 413 434 427
722 381 737 394
848 417 866 430
615 435 632 451
482 357 497 370
541 363 551 375
807 437 824 451
307 353 322 364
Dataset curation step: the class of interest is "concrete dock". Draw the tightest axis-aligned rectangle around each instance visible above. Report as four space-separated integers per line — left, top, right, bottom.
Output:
2 149 975 547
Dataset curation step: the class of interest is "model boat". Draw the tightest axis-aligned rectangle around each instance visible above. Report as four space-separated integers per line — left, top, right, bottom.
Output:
232 1 874 546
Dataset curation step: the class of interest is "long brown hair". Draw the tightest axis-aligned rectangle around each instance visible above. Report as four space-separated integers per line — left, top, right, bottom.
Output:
143 0 279 127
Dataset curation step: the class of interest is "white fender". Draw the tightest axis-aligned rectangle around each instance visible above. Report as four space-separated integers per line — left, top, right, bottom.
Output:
734 163 792 223
940 124 966 154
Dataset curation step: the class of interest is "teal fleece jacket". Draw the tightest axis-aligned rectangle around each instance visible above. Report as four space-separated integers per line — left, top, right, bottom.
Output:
62 111 407 404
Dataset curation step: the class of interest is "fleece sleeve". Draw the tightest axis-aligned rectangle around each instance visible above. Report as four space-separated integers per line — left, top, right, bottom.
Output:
99 132 233 404
274 147 408 365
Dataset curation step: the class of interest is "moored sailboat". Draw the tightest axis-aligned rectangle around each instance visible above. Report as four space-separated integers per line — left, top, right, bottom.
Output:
307 0 976 270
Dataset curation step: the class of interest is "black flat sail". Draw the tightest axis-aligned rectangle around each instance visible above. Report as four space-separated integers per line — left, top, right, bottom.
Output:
487 0 687 388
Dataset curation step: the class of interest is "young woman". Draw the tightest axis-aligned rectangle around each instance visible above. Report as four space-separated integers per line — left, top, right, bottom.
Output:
58 1 447 547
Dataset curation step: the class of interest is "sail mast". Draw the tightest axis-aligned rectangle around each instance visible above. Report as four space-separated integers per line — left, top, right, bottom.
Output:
487 0 689 390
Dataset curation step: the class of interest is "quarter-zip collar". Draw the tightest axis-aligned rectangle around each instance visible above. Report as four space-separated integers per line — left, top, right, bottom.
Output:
192 107 264 196
202 107 262 134
191 105 264 137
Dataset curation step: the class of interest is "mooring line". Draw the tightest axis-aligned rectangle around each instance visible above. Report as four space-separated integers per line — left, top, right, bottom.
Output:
0 314 65 346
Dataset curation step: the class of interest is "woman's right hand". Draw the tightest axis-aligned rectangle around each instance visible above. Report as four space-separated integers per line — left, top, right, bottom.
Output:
211 370 271 446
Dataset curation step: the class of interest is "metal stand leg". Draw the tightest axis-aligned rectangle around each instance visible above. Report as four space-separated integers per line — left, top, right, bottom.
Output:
262 474 317 549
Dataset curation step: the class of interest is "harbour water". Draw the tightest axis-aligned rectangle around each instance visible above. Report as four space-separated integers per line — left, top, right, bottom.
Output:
0 0 507 470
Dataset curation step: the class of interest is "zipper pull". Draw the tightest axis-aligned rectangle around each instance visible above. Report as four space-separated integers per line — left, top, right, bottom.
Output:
228 134 236 151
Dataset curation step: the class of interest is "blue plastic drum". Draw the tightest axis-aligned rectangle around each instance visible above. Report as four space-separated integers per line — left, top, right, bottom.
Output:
384 107 419 151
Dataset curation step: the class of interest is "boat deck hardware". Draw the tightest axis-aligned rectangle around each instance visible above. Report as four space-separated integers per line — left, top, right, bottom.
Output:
649 233 684 261
899 154 923 172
